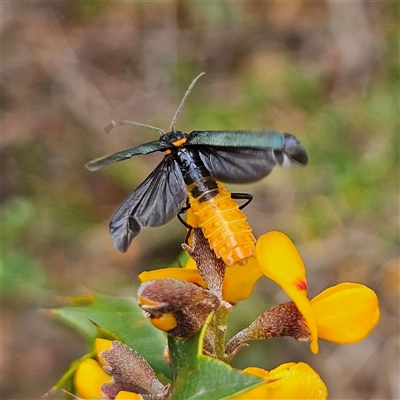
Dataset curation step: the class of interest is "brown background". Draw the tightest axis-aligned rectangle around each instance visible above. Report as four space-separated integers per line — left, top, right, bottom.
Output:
2 2 398 399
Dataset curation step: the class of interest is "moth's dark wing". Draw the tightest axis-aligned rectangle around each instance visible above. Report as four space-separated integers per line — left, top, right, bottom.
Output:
281 133 309 166
188 131 308 183
110 157 187 252
86 140 170 171
188 131 308 165
196 147 280 183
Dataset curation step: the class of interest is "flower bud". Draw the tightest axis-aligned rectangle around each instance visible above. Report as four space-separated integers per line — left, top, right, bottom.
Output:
138 278 220 338
225 302 309 358
100 341 168 398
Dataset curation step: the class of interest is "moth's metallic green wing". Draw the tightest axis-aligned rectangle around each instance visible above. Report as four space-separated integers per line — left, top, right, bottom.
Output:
85 140 171 171
187 130 286 148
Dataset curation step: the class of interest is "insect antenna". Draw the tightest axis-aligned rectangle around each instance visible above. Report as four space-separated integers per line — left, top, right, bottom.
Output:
105 120 165 135
170 72 205 132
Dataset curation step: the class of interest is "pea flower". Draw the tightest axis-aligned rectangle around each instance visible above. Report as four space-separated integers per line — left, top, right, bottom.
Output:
138 229 219 337
138 277 220 338
227 231 380 354
231 362 328 399
139 227 379 362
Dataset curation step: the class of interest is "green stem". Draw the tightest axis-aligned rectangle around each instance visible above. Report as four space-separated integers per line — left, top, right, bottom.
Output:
213 300 233 361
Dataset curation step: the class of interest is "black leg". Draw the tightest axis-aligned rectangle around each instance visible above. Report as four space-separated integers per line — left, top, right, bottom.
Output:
231 193 253 210
177 202 194 243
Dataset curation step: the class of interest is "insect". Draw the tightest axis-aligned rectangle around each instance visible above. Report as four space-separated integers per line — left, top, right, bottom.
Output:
86 72 308 265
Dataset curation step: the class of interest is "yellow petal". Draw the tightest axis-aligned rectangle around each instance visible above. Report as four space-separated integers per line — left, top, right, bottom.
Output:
233 363 327 399
139 268 206 288
256 231 319 353
222 257 263 302
256 231 307 294
150 313 178 332
115 391 142 399
185 257 197 269
95 338 113 366
311 282 380 343
74 358 111 399
186 251 262 302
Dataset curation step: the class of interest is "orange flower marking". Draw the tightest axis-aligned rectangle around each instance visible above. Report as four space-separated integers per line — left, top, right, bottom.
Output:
295 278 308 291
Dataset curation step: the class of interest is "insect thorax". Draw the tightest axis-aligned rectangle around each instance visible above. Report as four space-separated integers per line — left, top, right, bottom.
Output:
160 130 189 146
173 147 219 203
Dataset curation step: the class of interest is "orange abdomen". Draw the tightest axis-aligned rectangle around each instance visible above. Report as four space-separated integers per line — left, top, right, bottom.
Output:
188 182 256 266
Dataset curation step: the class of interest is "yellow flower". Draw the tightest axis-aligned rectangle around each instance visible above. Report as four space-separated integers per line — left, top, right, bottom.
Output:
115 391 142 400
139 267 207 289
139 255 262 303
74 357 112 399
95 338 113 366
232 362 328 399
256 231 380 354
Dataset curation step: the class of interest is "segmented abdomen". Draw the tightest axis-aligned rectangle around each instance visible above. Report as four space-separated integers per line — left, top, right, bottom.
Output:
188 182 256 266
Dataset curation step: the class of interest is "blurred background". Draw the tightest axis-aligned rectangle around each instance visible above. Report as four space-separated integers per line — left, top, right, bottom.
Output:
2 2 398 399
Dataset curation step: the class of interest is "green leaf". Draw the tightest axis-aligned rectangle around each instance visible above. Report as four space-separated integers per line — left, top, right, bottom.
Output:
177 249 190 268
53 293 171 380
169 317 263 400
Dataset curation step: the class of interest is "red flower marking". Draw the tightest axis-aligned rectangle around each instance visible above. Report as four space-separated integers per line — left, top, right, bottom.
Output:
295 279 308 291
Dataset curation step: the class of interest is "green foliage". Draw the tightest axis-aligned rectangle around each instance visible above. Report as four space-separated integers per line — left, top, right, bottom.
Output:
169 319 263 400
53 353 93 396
53 294 171 381
2 197 47 298
53 295 263 399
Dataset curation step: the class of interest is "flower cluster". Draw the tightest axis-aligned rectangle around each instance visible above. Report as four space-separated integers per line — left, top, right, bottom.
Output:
140 229 379 357
70 227 379 399
75 340 328 399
